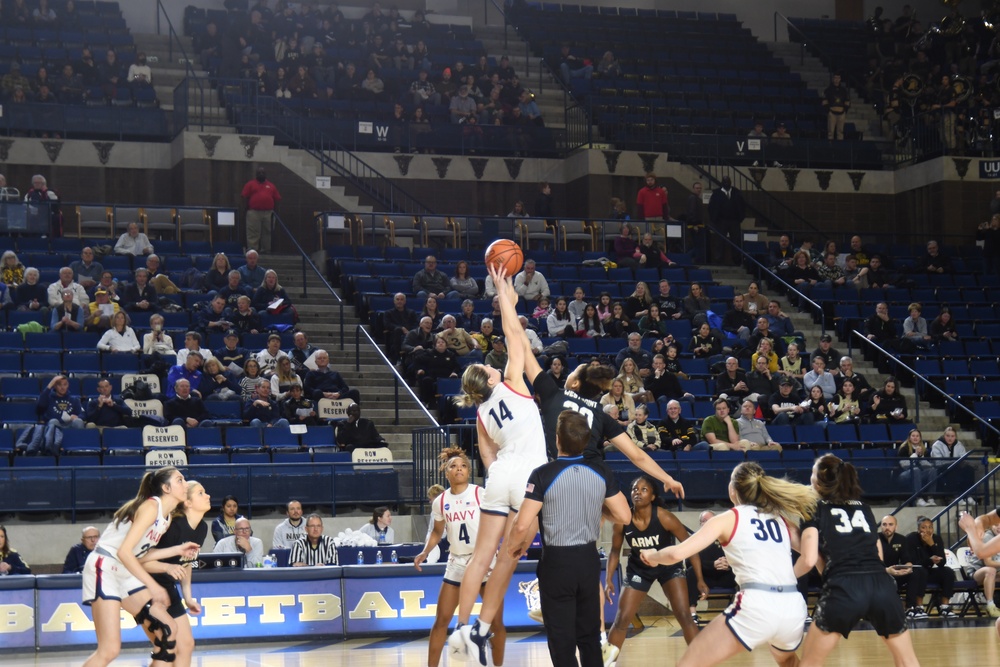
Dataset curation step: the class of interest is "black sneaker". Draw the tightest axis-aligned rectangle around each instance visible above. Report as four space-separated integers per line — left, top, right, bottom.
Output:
940 605 957 618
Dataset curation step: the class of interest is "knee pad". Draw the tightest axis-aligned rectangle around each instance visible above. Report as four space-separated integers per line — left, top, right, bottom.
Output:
134 601 177 663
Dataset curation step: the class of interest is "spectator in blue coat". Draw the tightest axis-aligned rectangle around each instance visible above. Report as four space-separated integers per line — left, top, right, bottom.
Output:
62 526 100 574
28 375 84 455
303 350 361 403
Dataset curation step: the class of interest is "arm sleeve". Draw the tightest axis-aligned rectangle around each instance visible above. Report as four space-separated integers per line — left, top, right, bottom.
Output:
524 467 545 502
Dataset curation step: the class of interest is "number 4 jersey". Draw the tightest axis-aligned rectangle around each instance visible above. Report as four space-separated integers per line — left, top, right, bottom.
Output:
801 499 884 579
477 382 547 466
722 505 798 587
431 484 483 558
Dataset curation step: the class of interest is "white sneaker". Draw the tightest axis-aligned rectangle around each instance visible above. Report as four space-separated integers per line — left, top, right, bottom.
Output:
925 497 937 506
988 602 1000 618
916 498 930 507
603 642 620 667
447 626 468 663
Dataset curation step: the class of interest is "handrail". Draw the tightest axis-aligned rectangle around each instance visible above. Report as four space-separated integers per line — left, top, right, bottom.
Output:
682 159 825 237
889 449 992 513
942 460 1000 551
703 224 827 333
484 0 509 51
354 324 443 431
155 1 205 101
271 212 345 351
847 330 1000 443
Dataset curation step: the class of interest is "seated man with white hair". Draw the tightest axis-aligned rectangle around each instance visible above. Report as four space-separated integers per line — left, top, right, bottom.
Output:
214 517 264 567
303 350 361 404
115 221 154 256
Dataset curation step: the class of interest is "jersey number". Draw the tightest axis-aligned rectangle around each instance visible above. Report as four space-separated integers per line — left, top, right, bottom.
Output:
561 400 594 427
488 400 513 429
750 518 784 543
458 524 470 544
830 508 872 534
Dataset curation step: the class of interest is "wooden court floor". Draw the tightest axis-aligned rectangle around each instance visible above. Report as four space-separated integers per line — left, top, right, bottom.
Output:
9 616 999 667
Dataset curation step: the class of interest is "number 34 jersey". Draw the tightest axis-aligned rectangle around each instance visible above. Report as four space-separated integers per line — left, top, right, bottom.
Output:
801 499 884 579
477 382 546 466
431 485 483 558
722 505 798 587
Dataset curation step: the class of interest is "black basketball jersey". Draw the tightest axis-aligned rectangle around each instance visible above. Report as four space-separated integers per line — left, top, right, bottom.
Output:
533 370 625 461
150 516 208 590
802 499 883 580
625 509 675 570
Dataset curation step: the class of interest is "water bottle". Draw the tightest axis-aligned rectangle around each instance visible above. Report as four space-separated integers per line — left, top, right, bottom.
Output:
376 550 383 565
391 550 398 564
263 554 275 568
357 550 364 565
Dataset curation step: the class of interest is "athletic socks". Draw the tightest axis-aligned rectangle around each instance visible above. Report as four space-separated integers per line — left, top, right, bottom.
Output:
477 621 491 637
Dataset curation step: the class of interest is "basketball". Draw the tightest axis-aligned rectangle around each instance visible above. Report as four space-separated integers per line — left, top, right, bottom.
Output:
485 239 524 276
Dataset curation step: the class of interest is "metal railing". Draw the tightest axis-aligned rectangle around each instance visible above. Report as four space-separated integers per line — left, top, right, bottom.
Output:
775 12 870 106
354 323 442 430
271 212 345 350
155 0 205 127
941 462 1000 551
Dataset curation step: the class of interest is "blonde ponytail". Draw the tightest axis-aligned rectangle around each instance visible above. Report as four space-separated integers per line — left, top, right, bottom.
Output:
454 364 493 408
731 462 817 524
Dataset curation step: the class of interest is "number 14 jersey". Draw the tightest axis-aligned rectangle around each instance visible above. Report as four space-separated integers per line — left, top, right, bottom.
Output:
722 505 798 587
477 382 547 466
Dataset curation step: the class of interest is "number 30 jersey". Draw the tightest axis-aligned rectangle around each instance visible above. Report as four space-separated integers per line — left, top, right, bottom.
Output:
722 505 798 587
801 499 883 579
431 484 483 558
477 382 546 465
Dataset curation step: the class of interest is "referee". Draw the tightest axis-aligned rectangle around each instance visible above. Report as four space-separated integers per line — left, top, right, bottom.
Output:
508 411 632 667
290 514 339 566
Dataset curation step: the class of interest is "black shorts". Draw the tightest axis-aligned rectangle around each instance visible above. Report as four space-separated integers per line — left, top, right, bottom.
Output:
152 573 186 619
624 560 684 593
813 572 907 639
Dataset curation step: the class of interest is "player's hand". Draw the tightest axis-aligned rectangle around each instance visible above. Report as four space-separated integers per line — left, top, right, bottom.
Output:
413 551 426 572
604 579 615 603
180 542 200 560
639 549 660 567
665 478 685 499
185 598 202 615
958 511 978 535
714 556 729 571
508 541 525 560
697 580 710 599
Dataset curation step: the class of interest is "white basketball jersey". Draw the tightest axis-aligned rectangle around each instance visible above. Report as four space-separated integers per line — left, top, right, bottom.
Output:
722 505 797 587
98 496 172 561
477 382 546 466
431 485 482 558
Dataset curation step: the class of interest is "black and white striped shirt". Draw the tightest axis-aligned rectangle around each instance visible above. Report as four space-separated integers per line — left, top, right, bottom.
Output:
525 455 618 547
289 535 339 566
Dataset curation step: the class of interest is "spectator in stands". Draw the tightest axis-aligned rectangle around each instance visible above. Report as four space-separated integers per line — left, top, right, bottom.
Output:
14 267 46 313
612 223 639 268
421 296 444 330
89 271 119 305
211 494 245 544
747 120 767 142
656 399 696 452
823 73 851 140
410 68 440 107
237 250 267 289
55 63 84 103
634 231 675 271
535 181 555 222
867 376 908 423
977 214 1000 278
745 317 775 357
764 300 795 339
787 251 819 288
291 514 339 566
746 354 779 403
601 379 635 428
802 355 836 401
242 169 281 254
689 322 721 359
77 47 99 87
214 328 249 371
1 63 30 98
655 280 683 320
199 358 239 401
847 235 871 267
69 247 103 290
778 342 805 383
166 352 203 400
165 377 215 428
256 333 288 377
244 380 289 428
51 287 86 333
861 255 897 289
269 356 302 401
484 335 508 370
84 378 131 430
215 518 263 567
471 317 496 354
220 270 253 310
864 301 897 348
360 68 385 100
768 377 813 426
85 288 118 333
197 296 234 338
734 399 782 451
414 336 460 404
513 259 550 302
142 313 174 357
97 311 140 353
921 239 952 274
828 377 862 424
740 281 767 317
63 526 100 574
122 268 157 314
616 332 653 377
449 84 478 124
402 316 435 374
47 267 89 308
253 269 296 321
646 353 695 411
508 201 529 219
722 293 755 345
0 251 24 288
176 331 214 366
289 331 317 373
145 254 180 295
625 281 653 320
578 303 606 338
635 173 668 221
682 282 712 329
450 261 479 300
437 66 457 103
770 122 792 147
605 302 631 338
125 51 153 88
810 334 841 376
305 349 361 404
906 517 956 615
707 176 745 265
228 295 260 337
929 307 957 344
196 21 223 71
816 252 847 287
437 315 484 368
752 337 780 373
901 302 932 351
929 427 985 487
878 514 930 619
114 221 154 256
714 356 749 402
98 48 125 97
239 358 264 403
203 254 232 295
558 43 593 82
278 383 317 427
382 293 419 363
518 90 544 127
616 357 646 403
0 526 30 575
412 255 452 300
835 356 872 402
33 0 56 24
28 376 84 455
595 50 621 78
692 398 741 451
0 278 12 312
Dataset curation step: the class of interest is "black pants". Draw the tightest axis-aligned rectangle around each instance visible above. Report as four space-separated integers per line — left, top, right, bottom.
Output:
687 566 737 606
538 543 602 667
894 567 929 607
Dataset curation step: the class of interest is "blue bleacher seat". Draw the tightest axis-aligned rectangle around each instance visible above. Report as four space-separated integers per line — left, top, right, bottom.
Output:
24 332 62 352
62 429 102 454
2 377 40 401
226 426 262 451
103 428 143 453
263 427 301 450
187 427 226 453
301 426 337 449
23 352 62 376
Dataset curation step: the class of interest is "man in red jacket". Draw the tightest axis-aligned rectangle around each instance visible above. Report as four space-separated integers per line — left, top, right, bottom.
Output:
635 172 668 221
241 167 282 253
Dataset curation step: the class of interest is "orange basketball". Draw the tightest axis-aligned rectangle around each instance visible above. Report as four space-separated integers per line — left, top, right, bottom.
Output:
484 239 524 277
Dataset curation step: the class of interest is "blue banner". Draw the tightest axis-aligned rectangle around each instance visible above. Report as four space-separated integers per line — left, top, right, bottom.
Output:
0 581 35 649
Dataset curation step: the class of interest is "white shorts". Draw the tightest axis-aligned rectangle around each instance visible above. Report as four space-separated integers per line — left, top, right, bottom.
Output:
82 550 146 605
723 589 806 652
443 552 495 586
481 458 539 515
